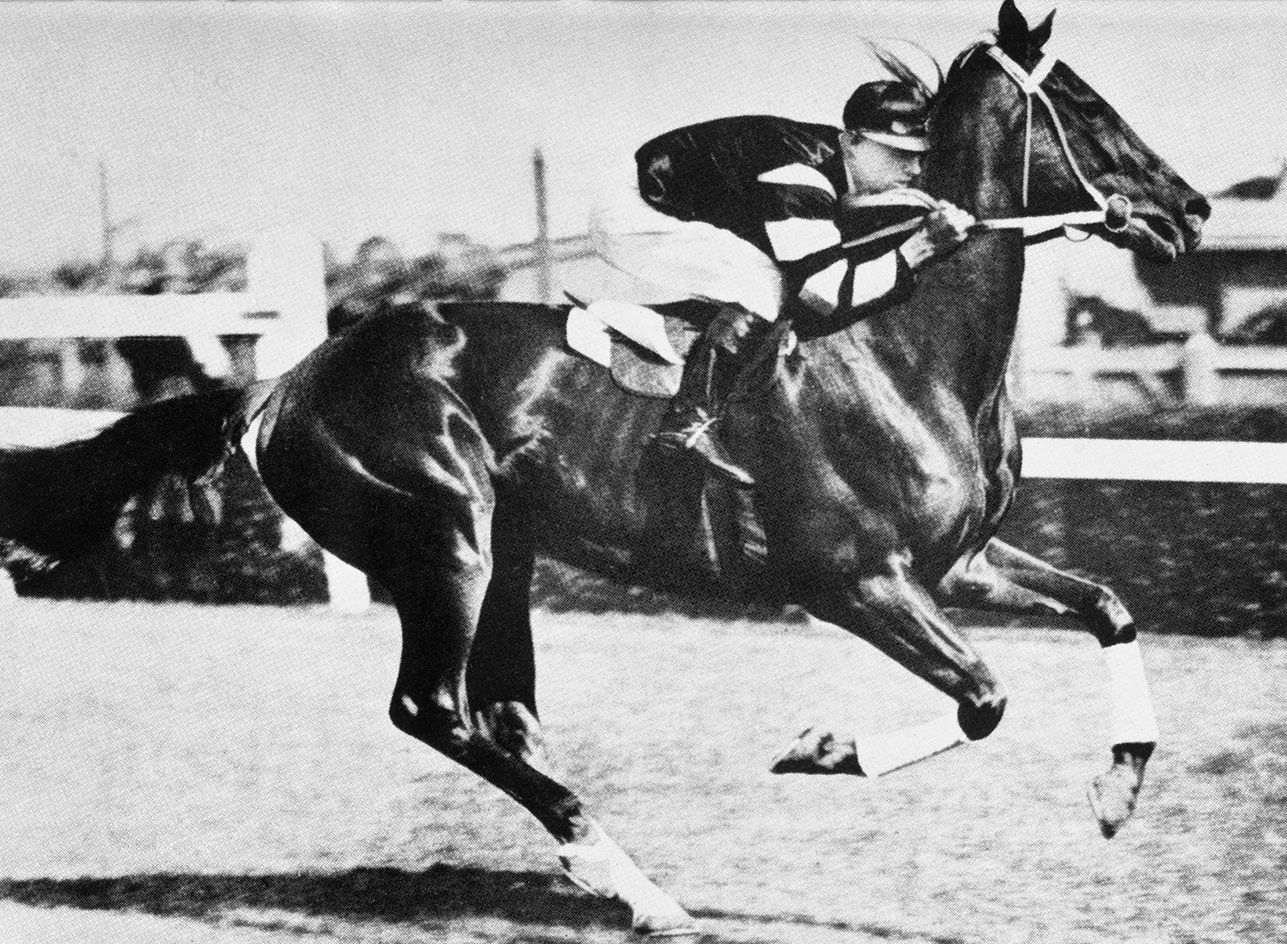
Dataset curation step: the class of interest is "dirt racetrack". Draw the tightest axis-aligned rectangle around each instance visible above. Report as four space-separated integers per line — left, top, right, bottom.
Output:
1 601 1283 943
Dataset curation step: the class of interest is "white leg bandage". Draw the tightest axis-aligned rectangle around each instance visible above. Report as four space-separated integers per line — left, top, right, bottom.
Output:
1102 641 1160 745
854 713 968 777
557 820 695 936
558 820 664 904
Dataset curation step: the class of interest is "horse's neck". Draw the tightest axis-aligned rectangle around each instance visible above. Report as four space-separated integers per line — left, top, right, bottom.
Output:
902 230 1024 411
893 113 1028 412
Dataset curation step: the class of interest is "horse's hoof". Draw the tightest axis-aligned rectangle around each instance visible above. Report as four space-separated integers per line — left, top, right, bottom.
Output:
770 726 860 775
559 822 697 937
1086 764 1142 839
632 906 700 938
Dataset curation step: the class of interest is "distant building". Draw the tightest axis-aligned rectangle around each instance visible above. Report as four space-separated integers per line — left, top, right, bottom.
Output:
1137 165 1287 336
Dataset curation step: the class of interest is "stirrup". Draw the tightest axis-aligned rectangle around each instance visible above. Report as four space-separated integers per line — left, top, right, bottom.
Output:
654 413 754 487
668 411 719 450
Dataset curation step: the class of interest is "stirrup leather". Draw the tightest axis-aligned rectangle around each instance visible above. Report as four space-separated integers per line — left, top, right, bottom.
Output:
679 410 720 449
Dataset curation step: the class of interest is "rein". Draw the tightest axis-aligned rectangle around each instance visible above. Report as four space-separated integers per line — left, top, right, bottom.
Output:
971 44 1132 240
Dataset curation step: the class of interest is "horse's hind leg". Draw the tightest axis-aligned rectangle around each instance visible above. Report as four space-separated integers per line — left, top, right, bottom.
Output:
381 532 575 837
467 501 550 772
774 554 1008 778
936 538 1158 838
379 502 695 937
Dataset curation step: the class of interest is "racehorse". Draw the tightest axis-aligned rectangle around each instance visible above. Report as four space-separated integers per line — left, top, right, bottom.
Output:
0 2 1206 936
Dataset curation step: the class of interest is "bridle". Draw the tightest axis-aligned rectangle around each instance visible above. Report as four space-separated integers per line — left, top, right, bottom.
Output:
974 43 1132 239
833 42 1133 257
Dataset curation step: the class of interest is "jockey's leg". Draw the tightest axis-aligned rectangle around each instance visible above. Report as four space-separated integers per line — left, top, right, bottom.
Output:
654 303 768 487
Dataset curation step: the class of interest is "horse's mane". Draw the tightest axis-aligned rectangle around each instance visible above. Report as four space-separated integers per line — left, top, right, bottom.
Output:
867 35 1001 130
929 35 1000 126
864 39 943 103
944 36 998 88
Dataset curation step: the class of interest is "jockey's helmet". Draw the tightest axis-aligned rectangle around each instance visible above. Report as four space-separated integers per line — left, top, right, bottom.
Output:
843 81 929 153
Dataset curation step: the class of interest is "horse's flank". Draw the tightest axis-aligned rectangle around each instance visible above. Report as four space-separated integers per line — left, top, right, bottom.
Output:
268 301 766 600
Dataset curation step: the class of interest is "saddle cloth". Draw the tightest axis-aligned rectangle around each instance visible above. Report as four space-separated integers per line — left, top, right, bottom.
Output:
566 300 702 398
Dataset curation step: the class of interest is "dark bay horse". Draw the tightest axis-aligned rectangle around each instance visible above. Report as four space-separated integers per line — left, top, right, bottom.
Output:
0 2 1206 935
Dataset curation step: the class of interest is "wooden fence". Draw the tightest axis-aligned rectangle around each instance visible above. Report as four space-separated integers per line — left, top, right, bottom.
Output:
1020 332 1287 407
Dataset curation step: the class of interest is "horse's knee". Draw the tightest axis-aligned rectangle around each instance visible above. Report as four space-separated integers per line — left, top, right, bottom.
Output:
957 685 1007 741
1090 586 1136 646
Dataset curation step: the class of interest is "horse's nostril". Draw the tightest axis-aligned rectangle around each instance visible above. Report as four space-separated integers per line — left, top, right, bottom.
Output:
1187 195 1212 221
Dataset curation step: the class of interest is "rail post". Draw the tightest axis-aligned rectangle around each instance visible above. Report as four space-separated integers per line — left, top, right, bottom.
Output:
1182 328 1219 406
246 227 371 614
0 227 372 614
245 226 329 379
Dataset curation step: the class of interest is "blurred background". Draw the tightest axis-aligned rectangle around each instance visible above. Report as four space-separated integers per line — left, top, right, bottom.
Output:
1 1 1285 638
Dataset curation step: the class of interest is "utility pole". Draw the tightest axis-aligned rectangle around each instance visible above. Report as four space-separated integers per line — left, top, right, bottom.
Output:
533 147 552 304
98 158 118 291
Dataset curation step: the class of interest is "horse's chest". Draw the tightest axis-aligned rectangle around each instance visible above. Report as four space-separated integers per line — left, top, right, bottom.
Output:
834 424 993 568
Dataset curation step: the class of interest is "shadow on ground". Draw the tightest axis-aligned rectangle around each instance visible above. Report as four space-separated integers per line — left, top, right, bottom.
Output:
0 866 620 935
0 865 967 944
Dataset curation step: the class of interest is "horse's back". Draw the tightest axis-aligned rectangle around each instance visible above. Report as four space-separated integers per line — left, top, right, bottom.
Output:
253 301 676 575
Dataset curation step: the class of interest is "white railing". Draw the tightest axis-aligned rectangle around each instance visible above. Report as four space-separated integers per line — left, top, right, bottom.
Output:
1020 333 1287 407
1022 438 1287 484
3 227 1283 611
0 228 372 613
0 226 326 380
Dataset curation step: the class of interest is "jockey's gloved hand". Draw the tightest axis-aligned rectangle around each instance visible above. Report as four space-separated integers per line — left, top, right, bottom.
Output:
897 200 976 269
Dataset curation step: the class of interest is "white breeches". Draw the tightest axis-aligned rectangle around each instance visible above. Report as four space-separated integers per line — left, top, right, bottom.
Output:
589 160 784 322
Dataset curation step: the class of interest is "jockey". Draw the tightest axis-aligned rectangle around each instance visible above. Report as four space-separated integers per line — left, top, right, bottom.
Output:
590 80 975 486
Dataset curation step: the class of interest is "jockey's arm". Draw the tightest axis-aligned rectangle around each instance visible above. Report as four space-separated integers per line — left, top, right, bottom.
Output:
756 182 902 315
893 203 977 269
774 202 974 327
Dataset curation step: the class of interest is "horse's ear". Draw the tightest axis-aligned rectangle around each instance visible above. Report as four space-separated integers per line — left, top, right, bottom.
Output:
997 0 1030 57
1029 9 1056 50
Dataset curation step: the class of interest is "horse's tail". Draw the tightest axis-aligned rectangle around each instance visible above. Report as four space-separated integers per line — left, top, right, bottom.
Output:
0 385 258 563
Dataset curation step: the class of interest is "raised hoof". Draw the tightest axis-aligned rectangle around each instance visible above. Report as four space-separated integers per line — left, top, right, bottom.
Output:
1087 763 1143 839
769 726 861 775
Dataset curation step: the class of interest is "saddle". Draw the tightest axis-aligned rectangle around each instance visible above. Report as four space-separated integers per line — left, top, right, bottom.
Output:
565 298 704 398
564 296 771 590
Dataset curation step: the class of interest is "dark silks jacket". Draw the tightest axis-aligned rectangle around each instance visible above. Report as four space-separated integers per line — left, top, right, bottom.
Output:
635 115 924 317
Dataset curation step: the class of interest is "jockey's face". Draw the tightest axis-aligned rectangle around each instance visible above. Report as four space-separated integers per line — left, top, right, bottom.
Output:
841 132 923 194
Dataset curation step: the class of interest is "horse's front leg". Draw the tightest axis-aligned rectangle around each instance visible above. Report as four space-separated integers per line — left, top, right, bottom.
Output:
772 552 1008 778
935 538 1158 838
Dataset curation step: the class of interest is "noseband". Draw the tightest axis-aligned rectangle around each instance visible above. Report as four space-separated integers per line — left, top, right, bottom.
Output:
974 44 1132 238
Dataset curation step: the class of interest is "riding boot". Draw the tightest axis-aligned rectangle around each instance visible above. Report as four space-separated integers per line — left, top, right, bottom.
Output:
653 304 766 488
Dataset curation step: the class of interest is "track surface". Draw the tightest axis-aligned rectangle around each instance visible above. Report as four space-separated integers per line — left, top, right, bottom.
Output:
1 601 1283 943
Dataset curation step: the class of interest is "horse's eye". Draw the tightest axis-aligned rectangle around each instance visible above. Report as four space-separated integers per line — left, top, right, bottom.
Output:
1082 100 1108 122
